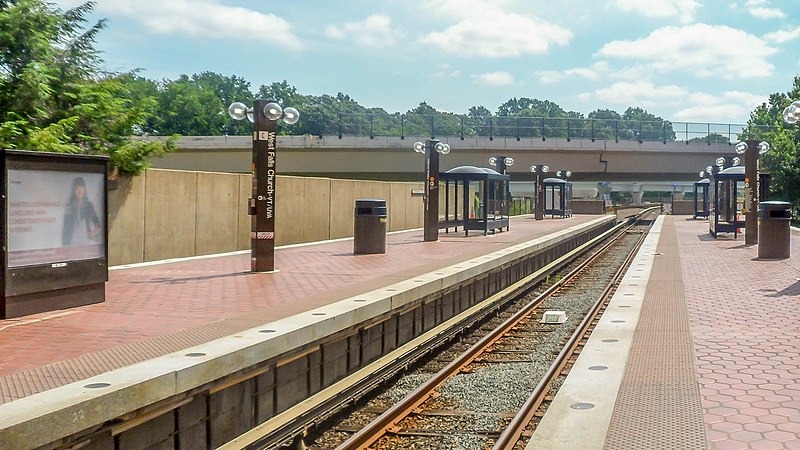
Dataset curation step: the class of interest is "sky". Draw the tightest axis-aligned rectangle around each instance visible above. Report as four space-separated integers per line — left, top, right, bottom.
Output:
53 0 800 125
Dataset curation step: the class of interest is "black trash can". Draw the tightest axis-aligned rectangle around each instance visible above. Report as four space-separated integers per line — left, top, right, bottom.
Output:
354 199 387 254
758 201 791 259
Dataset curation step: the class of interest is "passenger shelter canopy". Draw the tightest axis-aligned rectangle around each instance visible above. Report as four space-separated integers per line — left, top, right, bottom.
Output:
710 166 744 238
694 178 710 220
542 177 573 218
441 166 510 236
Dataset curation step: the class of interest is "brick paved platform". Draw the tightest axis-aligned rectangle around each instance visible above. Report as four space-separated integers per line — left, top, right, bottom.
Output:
609 216 800 449
0 215 601 404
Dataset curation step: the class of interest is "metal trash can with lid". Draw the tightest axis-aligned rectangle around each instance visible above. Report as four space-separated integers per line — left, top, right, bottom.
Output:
354 199 387 254
758 201 791 259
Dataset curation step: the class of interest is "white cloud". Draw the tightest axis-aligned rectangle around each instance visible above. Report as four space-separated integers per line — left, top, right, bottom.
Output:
672 91 767 122
325 27 345 40
598 24 776 79
432 64 462 79
579 81 766 123
745 0 785 19
764 26 800 43
88 0 302 49
51 0 86 8
748 7 785 19
472 71 515 86
433 67 461 79
611 0 700 23
538 62 612 84
419 0 571 58
578 81 689 108
325 15 402 48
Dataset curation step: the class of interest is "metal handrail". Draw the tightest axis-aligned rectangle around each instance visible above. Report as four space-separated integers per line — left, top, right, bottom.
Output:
287 111 771 143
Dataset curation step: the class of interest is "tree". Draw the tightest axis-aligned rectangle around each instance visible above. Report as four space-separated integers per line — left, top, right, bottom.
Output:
402 102 462 138
194 71 253 135
621 107 676 142
467 105 492 136
156 74 226 136
742 77 800 215
688 133 729 144
492 97 588 139
0 0 175 175
587 109 623 140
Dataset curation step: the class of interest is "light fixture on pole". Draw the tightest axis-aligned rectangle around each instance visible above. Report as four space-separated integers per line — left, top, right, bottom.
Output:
530 164 549 220
781 100 800 124
489 156 514 175
413 140 450 241
556 170 572 180
734 139 770 245
229 100 299 272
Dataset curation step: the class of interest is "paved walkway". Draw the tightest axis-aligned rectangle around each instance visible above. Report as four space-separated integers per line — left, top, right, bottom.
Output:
608 216 800 449
0 215 601 404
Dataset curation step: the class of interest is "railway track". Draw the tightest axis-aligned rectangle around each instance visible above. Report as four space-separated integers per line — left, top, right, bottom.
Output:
223 210 658 450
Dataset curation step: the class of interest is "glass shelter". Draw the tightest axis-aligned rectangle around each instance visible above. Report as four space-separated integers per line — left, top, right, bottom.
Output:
693 178 710 219
441 166 510 236
710 166 745 238
542 177 573 218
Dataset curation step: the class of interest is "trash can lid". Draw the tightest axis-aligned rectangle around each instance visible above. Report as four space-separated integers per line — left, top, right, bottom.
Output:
355 198 386 207
759 201 790 206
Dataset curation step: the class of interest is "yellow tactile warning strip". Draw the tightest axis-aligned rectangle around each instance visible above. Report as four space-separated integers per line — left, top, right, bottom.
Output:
604 215 707 449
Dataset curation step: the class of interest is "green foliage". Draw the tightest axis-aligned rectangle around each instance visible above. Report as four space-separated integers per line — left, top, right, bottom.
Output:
110 135 178 175
0 0 174 175
743 77 800 212
587 109 623 140
126 72 675 142
688 133 730 144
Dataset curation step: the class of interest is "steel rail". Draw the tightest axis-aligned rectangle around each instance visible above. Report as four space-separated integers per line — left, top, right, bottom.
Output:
335 214 650 450
491 211 657 450
222 217 629 450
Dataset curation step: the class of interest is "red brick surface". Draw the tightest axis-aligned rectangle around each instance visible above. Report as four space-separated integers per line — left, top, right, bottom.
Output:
674 218 800 449
0 215 598 402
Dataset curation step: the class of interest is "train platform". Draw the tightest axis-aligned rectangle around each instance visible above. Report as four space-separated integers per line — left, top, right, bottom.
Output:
530 215 800 450
0 214 605 405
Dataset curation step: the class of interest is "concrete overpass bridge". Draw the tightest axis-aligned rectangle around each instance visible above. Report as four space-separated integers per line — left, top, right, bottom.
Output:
147 135 738 187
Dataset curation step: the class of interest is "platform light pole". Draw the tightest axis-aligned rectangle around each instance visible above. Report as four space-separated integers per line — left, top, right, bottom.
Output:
413 140 450 242
734 140 770 245
490 156 514 217
530 164 549 220
489 156 514 175
228 100 299 272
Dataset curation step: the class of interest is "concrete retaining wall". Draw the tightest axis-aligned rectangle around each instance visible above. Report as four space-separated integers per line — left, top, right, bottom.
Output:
108 169 425 265
671 200 695 215
572 200 606 215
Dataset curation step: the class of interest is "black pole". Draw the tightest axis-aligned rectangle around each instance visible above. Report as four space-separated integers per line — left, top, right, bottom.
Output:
424 139 440 241
495 156 507 175
251 99 277 272
534 168 544 220
744 140 760 245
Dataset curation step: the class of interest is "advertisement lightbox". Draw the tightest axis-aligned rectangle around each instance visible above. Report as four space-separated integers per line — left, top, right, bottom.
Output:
2 150 109 318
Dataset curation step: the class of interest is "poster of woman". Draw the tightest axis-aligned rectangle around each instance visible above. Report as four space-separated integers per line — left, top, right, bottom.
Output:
6 170 105 267
62 177 101 246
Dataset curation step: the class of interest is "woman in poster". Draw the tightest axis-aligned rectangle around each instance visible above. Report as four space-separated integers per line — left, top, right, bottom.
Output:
62 177 101 246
